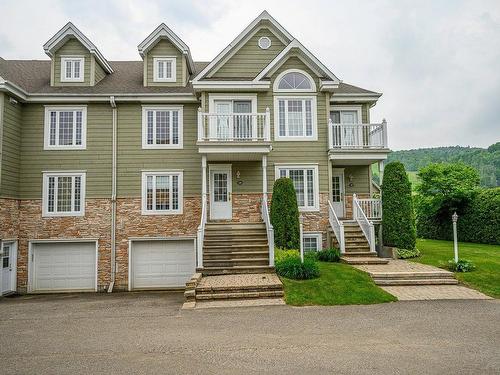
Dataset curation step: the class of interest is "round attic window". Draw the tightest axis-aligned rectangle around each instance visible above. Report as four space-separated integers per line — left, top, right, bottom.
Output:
258 36 272 50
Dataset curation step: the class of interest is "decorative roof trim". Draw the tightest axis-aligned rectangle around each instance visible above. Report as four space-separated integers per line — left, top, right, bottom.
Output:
253 39 341 85
138 23 195 74
43 22 113 74
193 10 294 82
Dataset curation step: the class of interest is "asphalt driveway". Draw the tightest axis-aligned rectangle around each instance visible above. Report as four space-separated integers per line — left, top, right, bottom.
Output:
0 292 499 374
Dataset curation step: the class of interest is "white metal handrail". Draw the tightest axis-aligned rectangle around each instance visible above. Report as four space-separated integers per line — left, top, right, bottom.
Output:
261 195 275 267
198 108 271 142
352 194 376 253
356 198 382 221
328 120 388 149
196 193 207 268
328 200 345 253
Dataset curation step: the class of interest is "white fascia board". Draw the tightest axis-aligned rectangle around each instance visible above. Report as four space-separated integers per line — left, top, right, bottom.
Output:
192 81 270 91
193 10 294 82
0 80 28 101
254 39 341 84
137 23 195 73
43 22 113 73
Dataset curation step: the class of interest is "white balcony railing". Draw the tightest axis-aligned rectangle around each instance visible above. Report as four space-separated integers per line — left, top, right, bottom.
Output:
198 108 271 142
353 194 376 253
356 198 382 221
328 120 388 149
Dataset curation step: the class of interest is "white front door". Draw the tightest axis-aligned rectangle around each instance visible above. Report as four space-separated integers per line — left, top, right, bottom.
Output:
331 170 345 218
210 165 232 220
1 242 16 295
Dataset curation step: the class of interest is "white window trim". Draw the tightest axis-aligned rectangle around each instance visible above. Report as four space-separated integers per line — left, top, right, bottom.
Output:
273 95 318 141
153 57 176 83
141 170 184 215
208 93 258 113
330 105 363 124
303 232 323 252
42 171 86 217
274 164 320 212
43 106 87 150
141 105 183 149
273 69 317 93
60 56 85 82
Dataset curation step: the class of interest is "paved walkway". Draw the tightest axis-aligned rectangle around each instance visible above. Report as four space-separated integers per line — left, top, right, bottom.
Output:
382 285 492 301
198 273 282 288
353 259 492 301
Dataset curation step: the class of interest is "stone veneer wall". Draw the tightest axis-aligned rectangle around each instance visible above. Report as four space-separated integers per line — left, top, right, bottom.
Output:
0 198 20 240
15 199 112 293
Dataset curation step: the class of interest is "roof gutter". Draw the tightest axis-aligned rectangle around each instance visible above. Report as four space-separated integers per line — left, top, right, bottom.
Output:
108 95 117 293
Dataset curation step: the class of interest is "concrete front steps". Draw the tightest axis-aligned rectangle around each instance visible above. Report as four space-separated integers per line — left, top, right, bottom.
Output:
371 271 458 286
198 221 274 276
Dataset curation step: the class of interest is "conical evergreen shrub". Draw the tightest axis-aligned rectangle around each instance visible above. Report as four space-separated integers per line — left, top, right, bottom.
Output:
270 178 300 249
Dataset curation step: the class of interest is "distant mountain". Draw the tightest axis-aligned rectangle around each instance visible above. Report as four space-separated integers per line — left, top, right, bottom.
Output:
387 143 500 187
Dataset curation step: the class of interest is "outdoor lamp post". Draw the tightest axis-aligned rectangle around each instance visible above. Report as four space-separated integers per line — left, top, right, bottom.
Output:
452 212 459 263
299 215 304 263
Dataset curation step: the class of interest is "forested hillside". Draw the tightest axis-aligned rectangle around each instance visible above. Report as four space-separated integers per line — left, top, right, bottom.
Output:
387 142 500 187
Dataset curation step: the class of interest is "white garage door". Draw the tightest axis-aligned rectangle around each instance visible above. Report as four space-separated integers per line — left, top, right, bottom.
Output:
131 240 195 290
32 242 96 292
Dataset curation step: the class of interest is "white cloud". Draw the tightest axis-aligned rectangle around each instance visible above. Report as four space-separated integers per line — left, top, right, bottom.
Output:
0 0 499 150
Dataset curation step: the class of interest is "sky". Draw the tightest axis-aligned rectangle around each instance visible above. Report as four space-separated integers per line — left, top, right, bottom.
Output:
0 0 499 150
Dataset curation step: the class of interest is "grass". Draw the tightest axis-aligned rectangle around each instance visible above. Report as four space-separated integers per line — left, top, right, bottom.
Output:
279 262 397 306
407 171 420 191
412 239 500 298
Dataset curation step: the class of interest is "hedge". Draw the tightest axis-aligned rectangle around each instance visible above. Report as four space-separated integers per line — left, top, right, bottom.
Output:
270 178 300 249
417 188 500 245
381 161 416 250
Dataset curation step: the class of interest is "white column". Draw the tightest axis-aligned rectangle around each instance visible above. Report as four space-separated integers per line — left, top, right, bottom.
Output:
197 107 203 141
262 155 267 198
201 155 207 197
379 160 385 185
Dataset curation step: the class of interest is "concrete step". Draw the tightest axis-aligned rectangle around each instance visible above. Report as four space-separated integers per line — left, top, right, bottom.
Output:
203 243 269 250
373 278 459 286
204 230 268 238
203 250 269 259
345 246 371 252
206 223 266 230
203 258 269 267
198 266 275 275
195 290 284 300
196 283 283 293
342 251 376 257
203 237 268 243
341 256 389 265
369 271 455 279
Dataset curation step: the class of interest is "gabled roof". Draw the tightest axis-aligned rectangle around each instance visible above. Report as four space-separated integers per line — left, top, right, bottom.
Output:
137 23 195 74
193 10 294 82
253 39 340 87
43 22 113 73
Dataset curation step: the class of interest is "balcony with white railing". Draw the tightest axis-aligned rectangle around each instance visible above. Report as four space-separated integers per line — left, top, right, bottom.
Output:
197 108 272 159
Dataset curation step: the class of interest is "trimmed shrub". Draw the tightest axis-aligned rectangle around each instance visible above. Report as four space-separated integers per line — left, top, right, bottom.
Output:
382 162 417 250
274 248 300 263
275 257 320 280
396 248 421 259
317 248 341 262
446 259 475 273
304 251 319 261
270 178 300 249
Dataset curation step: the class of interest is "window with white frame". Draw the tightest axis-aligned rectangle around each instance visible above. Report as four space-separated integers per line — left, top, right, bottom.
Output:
142 106 183 149
141 171 183 215
44 107 87 150
153 57 176 82
303 233 322 252
274 97 317 140
61 57 84 82
43 172 86 217
276 165 319 211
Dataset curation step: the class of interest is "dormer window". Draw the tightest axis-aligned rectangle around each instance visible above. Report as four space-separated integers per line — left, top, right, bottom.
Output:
61 57 84 82
153 57 176 82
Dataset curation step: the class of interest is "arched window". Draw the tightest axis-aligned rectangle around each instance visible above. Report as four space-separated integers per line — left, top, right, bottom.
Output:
274 69 316 92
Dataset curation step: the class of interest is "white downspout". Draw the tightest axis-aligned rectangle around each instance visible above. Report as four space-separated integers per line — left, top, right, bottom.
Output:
108 96 117 293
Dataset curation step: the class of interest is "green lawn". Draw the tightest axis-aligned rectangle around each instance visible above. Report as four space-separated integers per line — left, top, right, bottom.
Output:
279 262 397 306
407 171 420 190
413 239 500 298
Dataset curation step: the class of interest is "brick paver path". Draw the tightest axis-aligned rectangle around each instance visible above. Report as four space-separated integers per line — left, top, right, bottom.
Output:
382 285 492 301
198 273 282 288
353 259 452 275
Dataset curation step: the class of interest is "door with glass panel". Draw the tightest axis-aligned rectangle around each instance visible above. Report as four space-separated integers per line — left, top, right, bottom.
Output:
1 242 16 295
233 101 252 139
210 165 232 220
330 110 361 148
331 169 345 218
211 100 252 140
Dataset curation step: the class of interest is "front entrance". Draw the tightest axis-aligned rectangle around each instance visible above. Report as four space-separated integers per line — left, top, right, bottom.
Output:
1 241 16 295
209 164 232 220
331 169 345 218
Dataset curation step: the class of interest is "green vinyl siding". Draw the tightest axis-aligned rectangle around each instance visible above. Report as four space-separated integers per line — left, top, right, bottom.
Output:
20 104 112 198
344 165 371 195
146 39 184 86
94 59 106 84
116 103 201 197
211 28 286 79
258 56 329 192
1 95 22 198
53 38 91 86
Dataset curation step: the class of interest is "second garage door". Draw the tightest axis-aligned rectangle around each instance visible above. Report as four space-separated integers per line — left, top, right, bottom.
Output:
130 240 195 290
